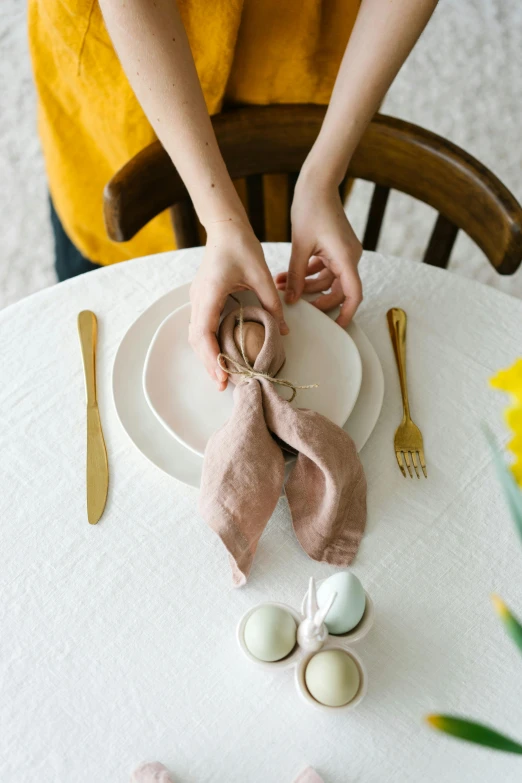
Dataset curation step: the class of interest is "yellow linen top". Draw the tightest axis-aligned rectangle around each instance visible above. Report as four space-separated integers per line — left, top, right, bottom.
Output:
28 1 359 265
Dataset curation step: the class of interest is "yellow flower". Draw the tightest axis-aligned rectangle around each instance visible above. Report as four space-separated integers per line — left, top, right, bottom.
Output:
491 593 509 620
491 359 522 485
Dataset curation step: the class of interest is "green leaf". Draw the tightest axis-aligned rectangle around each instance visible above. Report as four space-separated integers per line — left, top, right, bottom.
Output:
491 595 522 656
426 715 522 754
484 426 522 544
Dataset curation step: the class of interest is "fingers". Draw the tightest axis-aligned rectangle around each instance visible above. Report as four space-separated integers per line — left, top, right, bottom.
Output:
311 266 363 326
285 241 313 304
253 272 289 335
303 268 335 294
306 256 327 276
275 257 324 289
312 284 344 313
335 267 363 327
189 289 229 391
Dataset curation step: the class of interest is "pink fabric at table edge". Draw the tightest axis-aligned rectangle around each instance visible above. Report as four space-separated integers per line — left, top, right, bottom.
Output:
131 761 324 782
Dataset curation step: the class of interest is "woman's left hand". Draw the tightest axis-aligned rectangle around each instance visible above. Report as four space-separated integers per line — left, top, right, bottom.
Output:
275 175 363 327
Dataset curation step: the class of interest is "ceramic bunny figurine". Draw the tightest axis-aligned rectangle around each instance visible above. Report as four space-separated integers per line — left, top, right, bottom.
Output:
297 577 337 653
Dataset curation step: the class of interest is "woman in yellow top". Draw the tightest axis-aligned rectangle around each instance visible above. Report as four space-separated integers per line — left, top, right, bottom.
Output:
29 0 437 387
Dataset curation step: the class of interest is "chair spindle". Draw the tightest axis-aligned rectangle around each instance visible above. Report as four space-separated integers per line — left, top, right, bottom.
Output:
170 200 201 249
423 213 459 268
363 184 391 252
246 175 266 241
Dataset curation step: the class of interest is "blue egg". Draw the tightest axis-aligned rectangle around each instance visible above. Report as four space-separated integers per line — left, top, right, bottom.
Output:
317 571 366 634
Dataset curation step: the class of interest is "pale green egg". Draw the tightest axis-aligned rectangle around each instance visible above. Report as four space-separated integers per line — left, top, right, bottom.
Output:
305 649 360 707
244 605 297 662
317 571 366 635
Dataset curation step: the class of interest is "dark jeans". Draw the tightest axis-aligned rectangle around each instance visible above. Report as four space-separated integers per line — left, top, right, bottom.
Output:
50 198 101 282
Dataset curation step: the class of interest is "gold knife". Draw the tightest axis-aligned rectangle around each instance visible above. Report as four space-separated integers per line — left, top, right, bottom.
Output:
78 310 109 524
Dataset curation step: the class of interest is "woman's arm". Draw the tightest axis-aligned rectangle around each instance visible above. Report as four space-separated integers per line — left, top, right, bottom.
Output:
277 0 439 325
99 0 287 389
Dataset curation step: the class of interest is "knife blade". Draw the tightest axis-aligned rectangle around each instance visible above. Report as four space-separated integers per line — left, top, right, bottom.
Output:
78 310 109 524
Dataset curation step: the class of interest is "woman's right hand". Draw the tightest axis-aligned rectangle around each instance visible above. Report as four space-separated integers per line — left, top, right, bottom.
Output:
189 221 289 391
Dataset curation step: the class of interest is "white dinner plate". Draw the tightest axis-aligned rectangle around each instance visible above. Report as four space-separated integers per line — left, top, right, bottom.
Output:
113 284 385 489
142 292 362 458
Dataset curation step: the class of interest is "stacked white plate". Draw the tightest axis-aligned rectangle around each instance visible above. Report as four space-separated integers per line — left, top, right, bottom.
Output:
112 285 384 488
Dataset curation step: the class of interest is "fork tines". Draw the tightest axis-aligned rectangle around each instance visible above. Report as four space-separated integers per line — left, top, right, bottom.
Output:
395 449 427 479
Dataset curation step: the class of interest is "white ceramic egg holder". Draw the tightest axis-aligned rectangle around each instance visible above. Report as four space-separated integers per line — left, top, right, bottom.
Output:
237 577 374 712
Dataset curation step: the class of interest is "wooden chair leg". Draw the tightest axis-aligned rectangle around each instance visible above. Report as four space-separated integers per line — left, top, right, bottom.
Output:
423 213 459 268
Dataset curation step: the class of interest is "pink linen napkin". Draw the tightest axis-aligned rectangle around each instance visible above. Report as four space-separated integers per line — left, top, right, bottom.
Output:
131 762 175 782
292 768 325 783
199 305 367 586
131 762 324 782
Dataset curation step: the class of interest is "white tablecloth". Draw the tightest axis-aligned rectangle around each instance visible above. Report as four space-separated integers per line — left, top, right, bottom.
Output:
2 246 522 783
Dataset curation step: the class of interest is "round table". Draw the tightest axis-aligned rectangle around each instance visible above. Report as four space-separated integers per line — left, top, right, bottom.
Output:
2 246 522 783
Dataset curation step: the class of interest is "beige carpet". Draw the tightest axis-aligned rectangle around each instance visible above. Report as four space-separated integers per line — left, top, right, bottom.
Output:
1 0 521 309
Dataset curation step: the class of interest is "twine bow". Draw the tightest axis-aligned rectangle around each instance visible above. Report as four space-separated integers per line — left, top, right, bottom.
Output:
217 301 318 403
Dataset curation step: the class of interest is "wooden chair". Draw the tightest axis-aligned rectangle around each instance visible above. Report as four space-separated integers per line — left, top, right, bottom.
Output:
104 105 522 273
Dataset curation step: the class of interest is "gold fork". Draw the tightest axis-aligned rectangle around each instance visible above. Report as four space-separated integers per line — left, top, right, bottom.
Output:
387 308 427 479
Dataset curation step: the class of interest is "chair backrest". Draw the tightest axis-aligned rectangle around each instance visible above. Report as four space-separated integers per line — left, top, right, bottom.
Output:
104 106 522 273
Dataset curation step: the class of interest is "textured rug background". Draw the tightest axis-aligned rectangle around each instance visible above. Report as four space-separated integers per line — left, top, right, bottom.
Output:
1 0 521 309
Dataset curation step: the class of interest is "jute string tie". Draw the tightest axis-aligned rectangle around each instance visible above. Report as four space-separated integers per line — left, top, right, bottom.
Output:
217 301 318 403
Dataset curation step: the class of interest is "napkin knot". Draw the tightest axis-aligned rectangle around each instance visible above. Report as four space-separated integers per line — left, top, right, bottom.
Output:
217 301 318 403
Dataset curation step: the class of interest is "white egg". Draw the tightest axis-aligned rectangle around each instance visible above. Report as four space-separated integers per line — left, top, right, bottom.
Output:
317 571 366 635
244 605 297 662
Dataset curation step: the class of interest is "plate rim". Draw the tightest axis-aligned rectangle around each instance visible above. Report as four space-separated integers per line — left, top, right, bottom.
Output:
112 283 384 489
142 301 203 458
